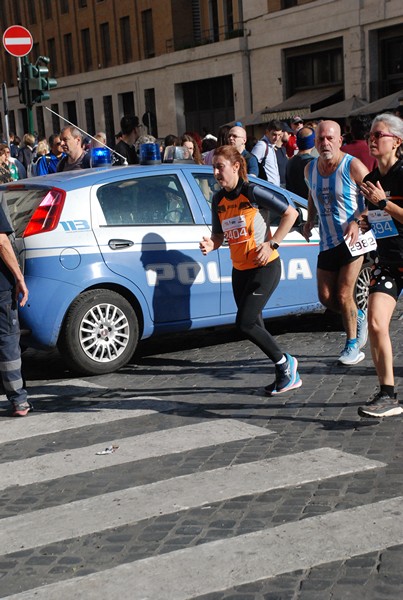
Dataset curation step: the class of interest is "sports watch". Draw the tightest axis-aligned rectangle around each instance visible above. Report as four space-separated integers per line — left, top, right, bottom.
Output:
378 199 388 209
269 240 279 250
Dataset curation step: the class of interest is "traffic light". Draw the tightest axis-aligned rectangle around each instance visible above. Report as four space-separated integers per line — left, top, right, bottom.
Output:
18 56 58 107
29 57 58 104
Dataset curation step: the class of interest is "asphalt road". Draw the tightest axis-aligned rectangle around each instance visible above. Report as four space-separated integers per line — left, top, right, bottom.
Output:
0 305 402 600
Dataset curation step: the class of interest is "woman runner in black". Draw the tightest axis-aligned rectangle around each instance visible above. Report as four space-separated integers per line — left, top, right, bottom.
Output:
199 145 302 395
357 113 403 418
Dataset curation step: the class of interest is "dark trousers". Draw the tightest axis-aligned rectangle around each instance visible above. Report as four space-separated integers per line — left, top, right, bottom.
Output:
0 290 27 407
232 258 283 363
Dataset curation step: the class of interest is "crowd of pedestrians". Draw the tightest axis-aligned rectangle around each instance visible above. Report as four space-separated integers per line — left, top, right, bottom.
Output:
0 107 402 419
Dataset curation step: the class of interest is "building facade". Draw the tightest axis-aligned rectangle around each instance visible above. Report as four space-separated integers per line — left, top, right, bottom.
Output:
0 0 402 142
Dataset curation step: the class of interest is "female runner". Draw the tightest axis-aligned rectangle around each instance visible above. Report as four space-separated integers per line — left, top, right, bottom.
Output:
199 145 301 395
357 113 403 417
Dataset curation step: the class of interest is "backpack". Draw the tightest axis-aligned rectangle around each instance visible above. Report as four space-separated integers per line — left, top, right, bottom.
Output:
257 140 269 181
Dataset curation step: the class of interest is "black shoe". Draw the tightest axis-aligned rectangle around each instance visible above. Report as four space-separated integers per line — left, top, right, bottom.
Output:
358 393 402 418
265 353 302 396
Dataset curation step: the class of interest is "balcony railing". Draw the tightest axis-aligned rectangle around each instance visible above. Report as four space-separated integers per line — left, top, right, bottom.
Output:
166 22 245 53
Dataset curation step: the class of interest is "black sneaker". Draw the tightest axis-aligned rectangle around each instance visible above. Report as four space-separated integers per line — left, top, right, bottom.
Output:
358 393 402 418
265 353 302 396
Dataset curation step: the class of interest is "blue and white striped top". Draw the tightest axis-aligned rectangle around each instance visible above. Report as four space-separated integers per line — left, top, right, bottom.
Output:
308 154 365 252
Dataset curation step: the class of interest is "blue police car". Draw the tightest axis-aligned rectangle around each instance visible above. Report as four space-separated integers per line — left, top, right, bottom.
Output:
0 164 366 375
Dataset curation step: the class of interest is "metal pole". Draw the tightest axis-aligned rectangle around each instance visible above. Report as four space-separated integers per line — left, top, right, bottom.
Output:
2 83 10 144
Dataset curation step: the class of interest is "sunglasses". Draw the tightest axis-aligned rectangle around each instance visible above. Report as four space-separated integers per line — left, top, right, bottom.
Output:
368 131 396 141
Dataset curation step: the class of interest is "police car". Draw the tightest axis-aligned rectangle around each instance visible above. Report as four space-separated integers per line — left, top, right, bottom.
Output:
0 164 368 375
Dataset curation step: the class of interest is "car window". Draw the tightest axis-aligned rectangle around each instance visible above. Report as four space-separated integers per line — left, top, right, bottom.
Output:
192 173 220 208
97 174 194 226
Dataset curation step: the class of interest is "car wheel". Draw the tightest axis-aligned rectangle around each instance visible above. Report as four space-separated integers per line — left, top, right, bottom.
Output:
355 263 372 312
58 289 139 375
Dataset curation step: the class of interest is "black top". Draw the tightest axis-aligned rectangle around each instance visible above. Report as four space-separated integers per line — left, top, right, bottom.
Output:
114 140 139 165
364 159 403 265
285 153 314 199
274 145 288 187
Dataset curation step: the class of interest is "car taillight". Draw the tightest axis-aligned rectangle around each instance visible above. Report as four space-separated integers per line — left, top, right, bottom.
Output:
23 188 66 238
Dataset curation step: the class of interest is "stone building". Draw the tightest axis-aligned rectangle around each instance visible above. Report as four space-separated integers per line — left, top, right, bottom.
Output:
0 0 402 141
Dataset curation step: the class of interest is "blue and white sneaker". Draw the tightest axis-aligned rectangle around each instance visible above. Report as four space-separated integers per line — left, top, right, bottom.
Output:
357 309 368 349
338 343 365 365
265 353 302 396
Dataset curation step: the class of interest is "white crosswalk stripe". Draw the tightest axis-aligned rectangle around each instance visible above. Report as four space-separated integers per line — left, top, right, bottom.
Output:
0 378 398 599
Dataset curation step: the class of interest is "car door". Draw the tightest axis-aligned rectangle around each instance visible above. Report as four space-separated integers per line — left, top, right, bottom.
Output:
91 169 220 326
186 171 321 317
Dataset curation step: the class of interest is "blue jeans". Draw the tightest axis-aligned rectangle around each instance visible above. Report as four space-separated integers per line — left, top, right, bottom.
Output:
0 289 27 408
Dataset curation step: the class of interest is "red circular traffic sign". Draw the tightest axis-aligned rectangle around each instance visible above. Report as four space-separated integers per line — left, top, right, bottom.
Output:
2 25 33 58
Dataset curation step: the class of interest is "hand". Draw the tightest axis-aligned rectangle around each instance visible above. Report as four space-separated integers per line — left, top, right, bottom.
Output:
254 242 273 266
344 221 360 247
199 236 214 255
15 279 29 307
360 180 385 206
302 221 313 242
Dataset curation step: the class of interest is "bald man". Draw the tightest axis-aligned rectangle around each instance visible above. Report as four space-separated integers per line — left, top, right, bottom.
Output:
303 120 369 366
228 126 259 176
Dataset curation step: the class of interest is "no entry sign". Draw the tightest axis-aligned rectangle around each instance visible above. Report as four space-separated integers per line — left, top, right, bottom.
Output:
2 25 33 58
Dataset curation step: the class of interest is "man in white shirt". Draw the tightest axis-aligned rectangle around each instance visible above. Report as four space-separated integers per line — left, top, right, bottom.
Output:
251 120 282 186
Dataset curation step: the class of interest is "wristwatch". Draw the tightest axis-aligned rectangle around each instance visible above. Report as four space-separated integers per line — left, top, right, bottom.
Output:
378 199 388 209
269 240 279 250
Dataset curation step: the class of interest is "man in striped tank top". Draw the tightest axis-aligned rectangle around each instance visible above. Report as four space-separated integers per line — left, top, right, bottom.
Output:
303 120 369 365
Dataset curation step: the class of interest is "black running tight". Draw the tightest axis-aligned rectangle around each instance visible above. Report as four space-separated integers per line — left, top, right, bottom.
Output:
232 258 283 363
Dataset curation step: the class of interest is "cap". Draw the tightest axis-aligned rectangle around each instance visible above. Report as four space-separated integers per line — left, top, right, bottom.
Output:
281 122 293 134
291 116 303 124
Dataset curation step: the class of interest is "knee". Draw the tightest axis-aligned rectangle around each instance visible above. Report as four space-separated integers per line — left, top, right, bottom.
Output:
236 313 254 335
368 313 388 338
318 289 331 308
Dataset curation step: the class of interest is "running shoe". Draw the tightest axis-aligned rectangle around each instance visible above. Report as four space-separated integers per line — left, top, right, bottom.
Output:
12 402 33 417
338 343 365 365
265 353 302 396
358 393 402 418
356 309 368 349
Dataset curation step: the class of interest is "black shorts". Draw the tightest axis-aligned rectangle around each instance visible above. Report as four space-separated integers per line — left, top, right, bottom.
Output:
317 242 362 272
369 260 403 301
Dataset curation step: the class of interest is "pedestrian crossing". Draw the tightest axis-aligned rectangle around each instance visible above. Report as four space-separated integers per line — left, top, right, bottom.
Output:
0 380 401 599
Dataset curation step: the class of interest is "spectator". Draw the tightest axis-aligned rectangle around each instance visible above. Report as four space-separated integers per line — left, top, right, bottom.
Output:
342 116 377 171
204 125 231 165
91 132 107 149
2 146 26 180
285 127 315 198
273 132 288 188
228 126 259 176
283 117 303 158
0 145 12 183
9 134 20 158
251 120 281 185
17 133 35 176
181 133 203 164
282 121 298 158
114 115 141 165
164 134 179 148
31 139 50 176
35 134 65 176
57 126 91 172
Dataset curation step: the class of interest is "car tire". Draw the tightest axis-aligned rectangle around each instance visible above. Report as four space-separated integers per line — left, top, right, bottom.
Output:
355 262 373 312
58 289 139 375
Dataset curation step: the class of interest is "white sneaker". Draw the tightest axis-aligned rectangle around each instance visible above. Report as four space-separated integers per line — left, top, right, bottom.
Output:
357 310 368 349
338 343 365 365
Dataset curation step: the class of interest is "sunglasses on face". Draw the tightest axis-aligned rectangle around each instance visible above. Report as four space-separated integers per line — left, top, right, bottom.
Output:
368 131 396 141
